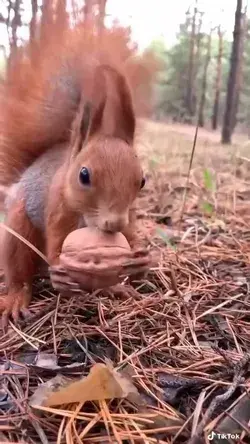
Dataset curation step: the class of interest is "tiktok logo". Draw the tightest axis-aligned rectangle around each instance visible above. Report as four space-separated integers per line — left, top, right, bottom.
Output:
207 431 240 441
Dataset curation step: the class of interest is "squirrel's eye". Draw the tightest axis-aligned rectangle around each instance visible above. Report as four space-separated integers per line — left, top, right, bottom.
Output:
140 177 146 189
79 167 91 185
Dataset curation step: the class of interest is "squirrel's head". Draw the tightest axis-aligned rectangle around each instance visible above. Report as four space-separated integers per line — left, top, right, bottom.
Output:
65 135 145 232
64 64 145 233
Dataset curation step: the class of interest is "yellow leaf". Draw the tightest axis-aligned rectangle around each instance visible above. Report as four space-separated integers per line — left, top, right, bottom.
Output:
41 363 139 407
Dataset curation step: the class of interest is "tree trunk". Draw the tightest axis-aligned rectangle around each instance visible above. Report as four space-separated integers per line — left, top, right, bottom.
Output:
247 102 250 139
232 6 247 129
98 0 107 40
194 12 204 85
186 0 198 117
84 0 95 28
221 0 243 144
71 0 79 23
212 26 223 130
55 0 68 33
191 11 204 117
198 29 212 127
7 0 21 75
30 0 38 43
6 0 12 43
40 0 54 43
10 0 21 51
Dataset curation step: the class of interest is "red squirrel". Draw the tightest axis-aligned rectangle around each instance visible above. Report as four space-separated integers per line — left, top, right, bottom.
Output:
0 26 150 326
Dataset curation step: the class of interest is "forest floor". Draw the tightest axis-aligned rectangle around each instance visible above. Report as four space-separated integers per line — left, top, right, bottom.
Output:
1 119 250 443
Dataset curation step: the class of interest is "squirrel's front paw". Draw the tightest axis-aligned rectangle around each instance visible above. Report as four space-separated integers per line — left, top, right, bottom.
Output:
0 289 32 332
121 247 151 280
49 265 83 294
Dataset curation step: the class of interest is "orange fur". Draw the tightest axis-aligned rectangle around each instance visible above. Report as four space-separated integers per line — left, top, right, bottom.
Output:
0 199 43 327
0 23 137 185
46 166 79 265
0 19 146 325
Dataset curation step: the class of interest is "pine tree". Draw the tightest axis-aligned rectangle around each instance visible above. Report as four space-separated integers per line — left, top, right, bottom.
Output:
222 0 243 144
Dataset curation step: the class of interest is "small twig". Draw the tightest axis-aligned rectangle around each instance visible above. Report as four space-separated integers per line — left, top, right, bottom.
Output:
178 122 199 230
187 354 250 443
0 222 48 264
168 265 182 297
66 323 96 365
225 410 250 435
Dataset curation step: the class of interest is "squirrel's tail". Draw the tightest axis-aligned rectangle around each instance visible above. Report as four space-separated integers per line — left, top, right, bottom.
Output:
0 22 134 186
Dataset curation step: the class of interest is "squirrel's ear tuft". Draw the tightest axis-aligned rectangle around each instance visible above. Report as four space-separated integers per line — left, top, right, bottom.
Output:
70 98 105 159
69 101 87 159
80 102 92 138
96 64 136 144
82 98 106 141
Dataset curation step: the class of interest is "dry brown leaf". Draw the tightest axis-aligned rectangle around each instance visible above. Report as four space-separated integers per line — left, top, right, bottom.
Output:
30 363 139 407
29 375 68 407
215 393 250 436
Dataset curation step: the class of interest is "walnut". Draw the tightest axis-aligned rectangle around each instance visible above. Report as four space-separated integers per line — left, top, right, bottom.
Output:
59 227 132 291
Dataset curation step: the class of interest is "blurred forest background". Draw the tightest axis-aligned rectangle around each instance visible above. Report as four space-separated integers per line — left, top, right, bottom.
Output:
0 0 249 145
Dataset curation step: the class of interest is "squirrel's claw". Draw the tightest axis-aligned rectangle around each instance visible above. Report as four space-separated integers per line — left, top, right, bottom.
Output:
49 265 83 294
0 290 32 332
100 283 141 300
121 247 151 279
